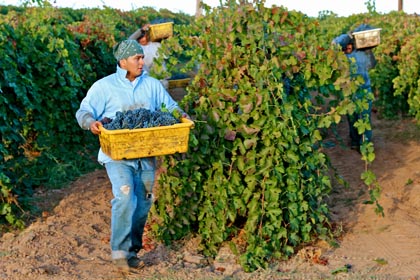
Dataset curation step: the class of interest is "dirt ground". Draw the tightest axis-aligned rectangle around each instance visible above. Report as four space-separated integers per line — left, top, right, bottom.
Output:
0 107 419 280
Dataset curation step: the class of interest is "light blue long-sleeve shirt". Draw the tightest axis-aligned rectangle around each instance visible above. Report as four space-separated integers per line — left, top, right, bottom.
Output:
76 65 181 164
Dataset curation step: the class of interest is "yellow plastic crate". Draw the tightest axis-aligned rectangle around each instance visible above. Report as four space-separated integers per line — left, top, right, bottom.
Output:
99 118 194 160
168 78 191 89
149 22 173 42
352 28 381 49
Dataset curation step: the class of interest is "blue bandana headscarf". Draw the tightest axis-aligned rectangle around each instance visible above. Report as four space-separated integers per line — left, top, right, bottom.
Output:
113 39 144 61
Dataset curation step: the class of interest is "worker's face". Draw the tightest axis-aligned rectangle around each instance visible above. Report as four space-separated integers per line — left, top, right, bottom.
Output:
120 54 145 81
138 36 148 46
345 44 353 54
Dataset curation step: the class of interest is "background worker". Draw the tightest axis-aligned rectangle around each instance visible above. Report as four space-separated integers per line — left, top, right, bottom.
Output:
333 30 377 151
129 24 169 89
344 41 376 151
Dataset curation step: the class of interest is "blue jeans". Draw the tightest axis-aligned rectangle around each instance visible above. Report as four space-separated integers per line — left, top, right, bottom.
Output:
347 97 373 146
104 157 156 260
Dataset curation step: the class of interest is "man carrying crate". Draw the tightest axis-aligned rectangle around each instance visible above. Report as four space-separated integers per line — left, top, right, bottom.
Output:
333 24 379 152
75 39 187 274
129 22 171 89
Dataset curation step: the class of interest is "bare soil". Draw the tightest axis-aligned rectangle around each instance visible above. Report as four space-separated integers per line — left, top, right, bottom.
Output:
1 107 419 280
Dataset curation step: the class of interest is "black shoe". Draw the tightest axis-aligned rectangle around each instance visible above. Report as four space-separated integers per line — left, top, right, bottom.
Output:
350 145 360 153
127 256 144 269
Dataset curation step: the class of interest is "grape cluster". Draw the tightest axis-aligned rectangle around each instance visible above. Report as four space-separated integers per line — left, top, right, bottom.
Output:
102 108 180 130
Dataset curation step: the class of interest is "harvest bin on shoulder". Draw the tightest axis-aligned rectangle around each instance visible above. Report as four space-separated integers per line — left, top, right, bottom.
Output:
149 22 173 42
352 28 382 49
99 118 194 160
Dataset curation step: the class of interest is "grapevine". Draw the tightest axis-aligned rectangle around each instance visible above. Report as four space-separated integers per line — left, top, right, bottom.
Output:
154 0 346 271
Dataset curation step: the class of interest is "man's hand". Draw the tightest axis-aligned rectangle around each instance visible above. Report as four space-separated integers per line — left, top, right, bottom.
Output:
182 112 191 120
89 121 102 135
142 23 151 31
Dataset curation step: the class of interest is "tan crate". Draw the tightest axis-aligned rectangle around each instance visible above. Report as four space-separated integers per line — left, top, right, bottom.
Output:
149 22 173 42
352 28 381 49
99 118 194 160
168 78 191 89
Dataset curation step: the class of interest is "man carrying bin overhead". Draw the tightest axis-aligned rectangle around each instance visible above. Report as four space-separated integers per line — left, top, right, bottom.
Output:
332 24 379 152
75 39 188 274
129 23 169 89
